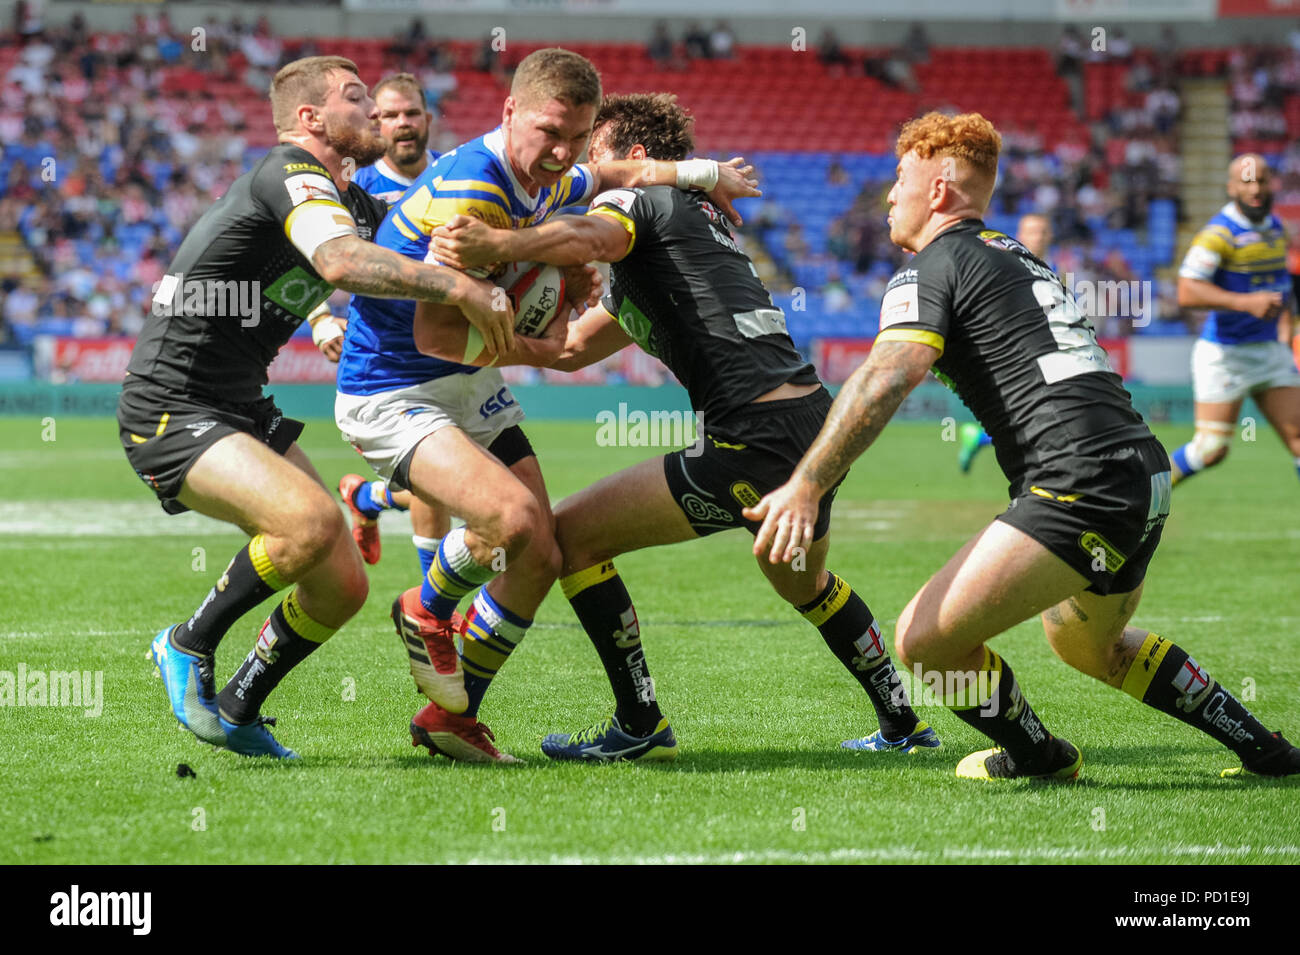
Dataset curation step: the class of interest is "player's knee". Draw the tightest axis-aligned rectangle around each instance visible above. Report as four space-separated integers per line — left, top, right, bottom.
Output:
552 505 606 569
493 495 545 559
893 606 925 669
273 501 345 572
537 537 563 585
334 548 370 615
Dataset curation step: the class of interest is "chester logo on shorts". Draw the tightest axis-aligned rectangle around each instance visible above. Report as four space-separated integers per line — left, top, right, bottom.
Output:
1079 530 1126 573
729 481 761 509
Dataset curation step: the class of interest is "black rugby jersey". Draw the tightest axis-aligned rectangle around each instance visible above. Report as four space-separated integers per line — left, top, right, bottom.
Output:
126 143 388 404
591 186 819 426
875 219 1152 484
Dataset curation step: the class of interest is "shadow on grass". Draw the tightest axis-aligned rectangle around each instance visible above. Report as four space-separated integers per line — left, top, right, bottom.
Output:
191 743 1297 790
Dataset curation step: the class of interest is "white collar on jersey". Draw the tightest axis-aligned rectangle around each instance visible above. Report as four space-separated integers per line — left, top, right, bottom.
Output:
483 126 558 211
372 153 434 188
1219 200 1274 232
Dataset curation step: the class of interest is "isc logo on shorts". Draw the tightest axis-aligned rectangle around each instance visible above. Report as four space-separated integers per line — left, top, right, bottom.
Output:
479 387 516 419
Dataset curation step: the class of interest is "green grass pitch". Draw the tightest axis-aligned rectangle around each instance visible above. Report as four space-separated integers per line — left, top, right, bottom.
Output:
1 415 1297 864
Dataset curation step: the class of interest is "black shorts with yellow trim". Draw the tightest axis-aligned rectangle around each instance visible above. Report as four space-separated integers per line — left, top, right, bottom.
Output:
117 378 304 515
662 387 842 539
996 440 1172 596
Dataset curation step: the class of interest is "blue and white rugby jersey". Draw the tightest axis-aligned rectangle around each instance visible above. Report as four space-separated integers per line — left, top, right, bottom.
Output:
1179 202 1290 345
350 152 438 206
338 127 595 396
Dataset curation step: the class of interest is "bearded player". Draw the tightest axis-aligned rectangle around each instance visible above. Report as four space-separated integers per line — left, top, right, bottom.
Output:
749 112 1300 780
121 57 506 758
1168 154 1300 487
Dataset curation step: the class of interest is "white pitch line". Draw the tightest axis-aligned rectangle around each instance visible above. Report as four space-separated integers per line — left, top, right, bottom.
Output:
0 629 140 639
448 843 1300 865
0 499 417 538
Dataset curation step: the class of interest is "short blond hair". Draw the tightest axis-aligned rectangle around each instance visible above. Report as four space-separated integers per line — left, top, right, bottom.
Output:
510 48 602 110
270 55 360 134
896 111 1001 206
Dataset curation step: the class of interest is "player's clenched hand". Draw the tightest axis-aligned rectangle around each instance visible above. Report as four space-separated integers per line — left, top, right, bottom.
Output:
744 475 819 565
533 305 570 365
316 316 348 362
455 272 514 355
431 215 505 271
1240 290 1285 320
561 264 604 310
708 157 761 228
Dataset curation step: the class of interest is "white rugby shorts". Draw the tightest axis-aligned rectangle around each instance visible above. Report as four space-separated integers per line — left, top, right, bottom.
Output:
1192 338 1300 404
335 368 525 481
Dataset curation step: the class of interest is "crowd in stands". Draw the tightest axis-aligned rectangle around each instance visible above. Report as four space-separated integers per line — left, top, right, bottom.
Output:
0 16 1289 355
1226 32 1300 207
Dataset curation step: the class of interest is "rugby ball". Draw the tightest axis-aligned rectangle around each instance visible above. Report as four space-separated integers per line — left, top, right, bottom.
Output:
500 261 566 337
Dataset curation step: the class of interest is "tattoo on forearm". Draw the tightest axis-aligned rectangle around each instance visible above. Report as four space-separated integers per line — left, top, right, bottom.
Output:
320 238 454 303
801 342 921 488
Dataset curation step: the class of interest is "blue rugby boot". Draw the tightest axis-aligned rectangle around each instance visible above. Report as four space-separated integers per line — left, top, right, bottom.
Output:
149 626 225 745
217 713 299 759
842 720 941 754
542 715 678 762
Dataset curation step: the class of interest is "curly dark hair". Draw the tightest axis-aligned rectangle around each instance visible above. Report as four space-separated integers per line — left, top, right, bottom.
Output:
593 93 695 161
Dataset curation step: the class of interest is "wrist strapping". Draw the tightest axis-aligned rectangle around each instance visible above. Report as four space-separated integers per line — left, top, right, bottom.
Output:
311 315 343 346
675 158 719 191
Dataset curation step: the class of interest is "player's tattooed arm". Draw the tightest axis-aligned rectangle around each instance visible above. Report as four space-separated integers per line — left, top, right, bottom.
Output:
798 340 937 490
314 235 514 355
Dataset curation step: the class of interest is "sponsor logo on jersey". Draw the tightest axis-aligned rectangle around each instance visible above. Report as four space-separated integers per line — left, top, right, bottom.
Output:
977 229 1030 254
283 162 330 176
885 268 918 291
879 281 919 328
263 266 333 319
284 172 341 207
592 188 638 213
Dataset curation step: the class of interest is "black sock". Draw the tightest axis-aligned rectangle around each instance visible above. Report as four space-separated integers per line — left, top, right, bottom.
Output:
561 562 663 737
1122 633 1278 763
948 647 1059 771
797 573 917 739
217 590 335 725
174 535 287 656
